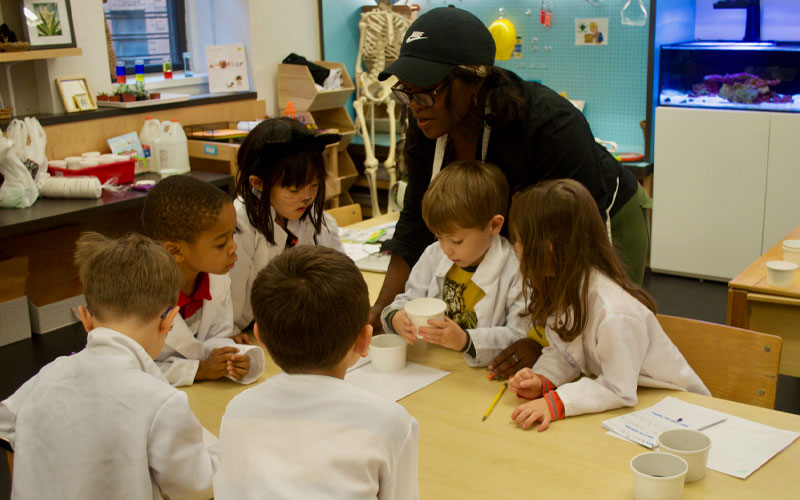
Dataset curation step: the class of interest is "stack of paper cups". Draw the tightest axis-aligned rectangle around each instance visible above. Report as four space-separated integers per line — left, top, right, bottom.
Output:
782 240 800 266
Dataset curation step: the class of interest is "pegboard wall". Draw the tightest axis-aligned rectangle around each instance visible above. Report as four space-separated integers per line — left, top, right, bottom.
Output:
321 0 650 151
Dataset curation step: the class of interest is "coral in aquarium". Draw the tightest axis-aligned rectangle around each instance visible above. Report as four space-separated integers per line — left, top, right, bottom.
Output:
690 73 792 104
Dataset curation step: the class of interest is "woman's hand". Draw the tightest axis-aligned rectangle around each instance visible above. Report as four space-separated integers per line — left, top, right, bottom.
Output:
391 310 419 345
487 338 543 380
508 368 542 400
511 399 552 431
418 316 467 351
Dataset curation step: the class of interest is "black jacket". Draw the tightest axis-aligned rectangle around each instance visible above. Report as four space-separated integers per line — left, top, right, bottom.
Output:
383 69 638 267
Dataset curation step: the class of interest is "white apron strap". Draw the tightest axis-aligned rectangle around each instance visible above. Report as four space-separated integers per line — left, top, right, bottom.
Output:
430 124 492 183
606 176 620 242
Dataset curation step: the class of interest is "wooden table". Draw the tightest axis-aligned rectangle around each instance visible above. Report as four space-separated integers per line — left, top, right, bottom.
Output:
183 214 800 498
728 224 800 377
0 171 233 239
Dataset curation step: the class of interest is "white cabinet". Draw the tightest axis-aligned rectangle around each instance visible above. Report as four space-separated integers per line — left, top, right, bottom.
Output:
763 113 800 253
651 107 774 281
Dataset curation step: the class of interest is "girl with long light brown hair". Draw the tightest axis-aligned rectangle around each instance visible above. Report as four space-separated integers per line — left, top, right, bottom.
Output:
506 179 708 431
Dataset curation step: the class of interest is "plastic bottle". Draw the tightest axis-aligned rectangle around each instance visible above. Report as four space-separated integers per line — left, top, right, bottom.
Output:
139 116 162 173
153 119 190 174
283 101 297 119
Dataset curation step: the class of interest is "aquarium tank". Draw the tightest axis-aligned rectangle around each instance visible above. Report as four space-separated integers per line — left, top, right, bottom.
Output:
658 42 800 113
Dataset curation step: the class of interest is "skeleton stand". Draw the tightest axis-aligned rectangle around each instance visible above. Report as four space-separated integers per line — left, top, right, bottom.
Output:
354 1 411 215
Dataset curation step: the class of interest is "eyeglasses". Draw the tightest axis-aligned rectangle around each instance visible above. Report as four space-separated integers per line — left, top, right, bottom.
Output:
391 79 450 107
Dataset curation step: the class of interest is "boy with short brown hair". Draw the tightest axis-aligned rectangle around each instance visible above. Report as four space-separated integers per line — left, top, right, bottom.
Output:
142 174 265 386
382 160 538 366
0 232 220 500
214 245 419 499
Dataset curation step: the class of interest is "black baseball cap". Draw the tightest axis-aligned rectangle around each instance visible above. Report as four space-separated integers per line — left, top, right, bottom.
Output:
378 7 495 88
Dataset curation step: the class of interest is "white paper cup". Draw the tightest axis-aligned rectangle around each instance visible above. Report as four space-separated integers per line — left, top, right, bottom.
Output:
64 156 83 162
369 334 407 372
631 452 687 500
782 240 800 267
766 260 797 288
81 151 101 158
404 298 446 339
48 160 67 169
657 429 711 482
160 168 182 178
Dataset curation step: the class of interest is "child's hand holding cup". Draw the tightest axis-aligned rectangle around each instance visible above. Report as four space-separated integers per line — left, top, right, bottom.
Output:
404 298 446 341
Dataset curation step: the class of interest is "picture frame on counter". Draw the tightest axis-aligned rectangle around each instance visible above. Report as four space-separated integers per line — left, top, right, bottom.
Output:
21 0 76 49
56 76 96 113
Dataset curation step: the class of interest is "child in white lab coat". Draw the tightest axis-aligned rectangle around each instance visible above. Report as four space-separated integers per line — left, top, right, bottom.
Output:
0 232 220 500
142 175 265 386
214 246 419 499
381 161 535 367
229 117 345 331
507 179 709 431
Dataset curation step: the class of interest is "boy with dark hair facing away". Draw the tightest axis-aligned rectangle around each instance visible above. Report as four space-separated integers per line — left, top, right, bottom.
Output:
214 246 419 500
381 161 538 367
142 175 265 386
0 232 219 500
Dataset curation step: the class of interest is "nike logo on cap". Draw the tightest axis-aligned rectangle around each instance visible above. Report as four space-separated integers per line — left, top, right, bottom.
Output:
405 31 428 43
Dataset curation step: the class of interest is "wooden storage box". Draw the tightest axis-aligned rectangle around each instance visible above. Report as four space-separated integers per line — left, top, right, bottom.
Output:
278 61 354 112
325 151 358 207
310 107 355 151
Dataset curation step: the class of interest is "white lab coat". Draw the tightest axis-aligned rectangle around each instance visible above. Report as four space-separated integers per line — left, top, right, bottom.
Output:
533 270 710 417
230 199 345 330
156 273 265 387
0 327 220 500
381 235 530 366
213 372 419 500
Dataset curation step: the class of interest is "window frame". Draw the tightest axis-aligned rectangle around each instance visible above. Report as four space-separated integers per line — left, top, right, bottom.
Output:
105 0 188 76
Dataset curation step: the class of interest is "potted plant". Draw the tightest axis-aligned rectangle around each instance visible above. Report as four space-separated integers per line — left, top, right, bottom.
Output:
115 84 136 102
132 81 149 101
96 92 109 102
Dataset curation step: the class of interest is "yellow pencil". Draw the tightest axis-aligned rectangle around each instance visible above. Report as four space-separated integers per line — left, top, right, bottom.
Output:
482 382 508 421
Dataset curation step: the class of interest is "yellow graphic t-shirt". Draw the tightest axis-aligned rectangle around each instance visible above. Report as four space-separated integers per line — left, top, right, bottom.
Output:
443 265 485 330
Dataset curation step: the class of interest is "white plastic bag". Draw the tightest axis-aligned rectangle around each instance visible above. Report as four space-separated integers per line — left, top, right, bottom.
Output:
0 136 39 208
6 117 48 181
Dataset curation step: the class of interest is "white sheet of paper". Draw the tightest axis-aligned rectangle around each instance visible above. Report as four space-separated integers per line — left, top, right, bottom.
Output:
703 413 800 478
345 360 449 402
602 396 726 448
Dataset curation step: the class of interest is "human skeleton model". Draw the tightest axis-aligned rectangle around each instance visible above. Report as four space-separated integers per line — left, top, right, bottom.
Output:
354 0 411 214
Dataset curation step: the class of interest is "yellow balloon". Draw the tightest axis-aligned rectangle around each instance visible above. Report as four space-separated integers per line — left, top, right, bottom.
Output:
488 18 517 61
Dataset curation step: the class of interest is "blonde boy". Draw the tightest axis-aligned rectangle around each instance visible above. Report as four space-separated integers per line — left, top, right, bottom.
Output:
381 161 531 366
0 232 219 500
142 175 265 386
214 246 419 499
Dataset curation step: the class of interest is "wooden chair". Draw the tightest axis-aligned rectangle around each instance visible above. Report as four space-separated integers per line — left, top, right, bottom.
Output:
656 314 782 409
325 203 363 227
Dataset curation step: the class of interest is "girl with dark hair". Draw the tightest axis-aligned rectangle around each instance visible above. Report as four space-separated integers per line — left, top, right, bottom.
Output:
229 117 344 330
373 7 652 379
506 179 707 431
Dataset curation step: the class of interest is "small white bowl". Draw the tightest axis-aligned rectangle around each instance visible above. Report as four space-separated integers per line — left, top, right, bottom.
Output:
404 297 446 339
81 151 101 158
369 334 407 372
657 429 711 482
766 260 797 288
48 160 67 169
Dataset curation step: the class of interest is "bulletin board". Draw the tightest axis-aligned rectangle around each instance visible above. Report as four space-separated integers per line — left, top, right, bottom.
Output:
321 0 651 153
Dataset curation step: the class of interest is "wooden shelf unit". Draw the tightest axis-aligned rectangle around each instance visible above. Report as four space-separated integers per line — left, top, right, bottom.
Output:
278 60 357 207
0 47 82 63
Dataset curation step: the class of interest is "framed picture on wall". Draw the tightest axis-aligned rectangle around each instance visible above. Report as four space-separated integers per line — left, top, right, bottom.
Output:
56 76 96 113
20 0 76 49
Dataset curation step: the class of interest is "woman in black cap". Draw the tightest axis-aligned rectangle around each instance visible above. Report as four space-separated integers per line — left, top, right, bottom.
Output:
371 6 652 380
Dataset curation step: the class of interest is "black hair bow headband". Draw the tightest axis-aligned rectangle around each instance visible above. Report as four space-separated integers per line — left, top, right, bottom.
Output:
259 132 342 160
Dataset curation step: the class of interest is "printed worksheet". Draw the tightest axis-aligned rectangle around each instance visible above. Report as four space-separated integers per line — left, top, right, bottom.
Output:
602 396 726 448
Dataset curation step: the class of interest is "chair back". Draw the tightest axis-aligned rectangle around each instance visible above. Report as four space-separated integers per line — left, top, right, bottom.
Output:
656 314 782 409
326 203 363 227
